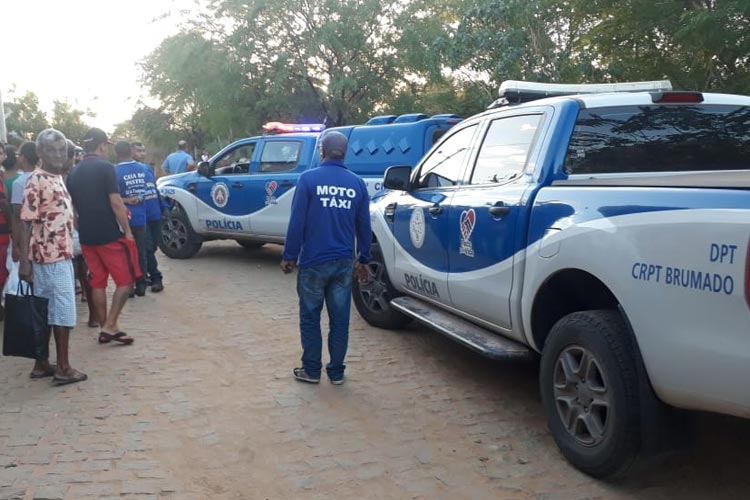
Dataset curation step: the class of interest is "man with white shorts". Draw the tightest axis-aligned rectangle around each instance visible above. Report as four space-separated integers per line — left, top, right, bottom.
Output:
18 129 87 385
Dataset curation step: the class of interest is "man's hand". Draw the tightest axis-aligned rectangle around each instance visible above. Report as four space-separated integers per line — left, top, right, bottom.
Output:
11 244 20 263
280 259 296 274
123 196 140 205
18 260 33 283
125 229 135 241
354 262 371 283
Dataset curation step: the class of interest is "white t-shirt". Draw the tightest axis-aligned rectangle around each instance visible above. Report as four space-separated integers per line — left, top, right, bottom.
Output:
11 171 32 205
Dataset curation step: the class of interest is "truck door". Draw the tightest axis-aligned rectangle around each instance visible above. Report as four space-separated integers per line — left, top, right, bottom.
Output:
195 141 258 235
448 113 545 331
390 124 478 304
244 138 307 238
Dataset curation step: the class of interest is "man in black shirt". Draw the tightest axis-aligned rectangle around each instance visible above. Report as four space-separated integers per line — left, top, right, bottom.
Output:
67 128 139 345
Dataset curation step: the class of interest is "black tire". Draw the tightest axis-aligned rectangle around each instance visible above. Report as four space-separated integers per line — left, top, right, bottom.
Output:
352 244 411 329
236 240 265 250
540 310 640 478
159 207 203 259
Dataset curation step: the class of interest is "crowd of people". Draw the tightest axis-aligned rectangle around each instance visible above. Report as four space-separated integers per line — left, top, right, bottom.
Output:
0 126 168 386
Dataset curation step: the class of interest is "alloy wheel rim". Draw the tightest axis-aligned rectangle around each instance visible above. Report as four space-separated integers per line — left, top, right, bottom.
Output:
162 218 188 250
358 261 390 313
552 345 612 447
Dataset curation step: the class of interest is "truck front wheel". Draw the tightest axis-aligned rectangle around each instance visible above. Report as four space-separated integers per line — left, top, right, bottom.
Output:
159 208 203 259
540 310 641 478
352 244 410 329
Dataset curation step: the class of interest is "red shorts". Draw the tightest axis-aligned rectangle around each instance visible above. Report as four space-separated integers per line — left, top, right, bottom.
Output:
81 238 142 289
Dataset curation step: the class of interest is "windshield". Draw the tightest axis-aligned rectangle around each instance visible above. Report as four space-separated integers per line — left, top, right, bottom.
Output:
564 105 750 175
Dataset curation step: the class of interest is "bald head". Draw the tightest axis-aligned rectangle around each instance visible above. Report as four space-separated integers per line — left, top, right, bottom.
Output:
320 132 348 161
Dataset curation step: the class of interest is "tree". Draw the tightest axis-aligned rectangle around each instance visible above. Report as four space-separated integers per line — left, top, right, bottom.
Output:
51 100 92 144
3 91 49 143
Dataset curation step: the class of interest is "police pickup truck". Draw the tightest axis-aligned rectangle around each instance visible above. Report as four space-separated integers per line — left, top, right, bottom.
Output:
353 80 750 477
156 115 460 258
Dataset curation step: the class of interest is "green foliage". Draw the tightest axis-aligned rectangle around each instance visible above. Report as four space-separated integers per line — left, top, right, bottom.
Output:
3 91 49 143
134 0 750 156
51 101 93 145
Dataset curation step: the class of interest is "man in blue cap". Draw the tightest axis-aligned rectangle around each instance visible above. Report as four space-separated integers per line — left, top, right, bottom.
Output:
281 131 371 386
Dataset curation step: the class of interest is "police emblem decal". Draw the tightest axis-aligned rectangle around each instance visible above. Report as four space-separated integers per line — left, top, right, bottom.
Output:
459 208 476 257
211 182 229 208
409 207 426 249
265 180 278 205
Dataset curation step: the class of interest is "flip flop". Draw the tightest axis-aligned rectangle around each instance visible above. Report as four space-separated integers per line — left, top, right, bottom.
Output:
30 364 57 379
53 369 88 386
98 332 134 345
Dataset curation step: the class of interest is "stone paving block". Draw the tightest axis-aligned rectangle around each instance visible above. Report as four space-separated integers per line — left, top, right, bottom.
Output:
32 484 70 500
121 480 161 495
0 487 25 500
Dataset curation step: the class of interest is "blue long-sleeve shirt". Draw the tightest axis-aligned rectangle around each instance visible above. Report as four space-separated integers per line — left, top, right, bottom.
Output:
283 160 371 268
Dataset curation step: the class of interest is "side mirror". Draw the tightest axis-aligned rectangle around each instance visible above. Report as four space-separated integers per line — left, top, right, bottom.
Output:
197 161 212 177
383 165 412 191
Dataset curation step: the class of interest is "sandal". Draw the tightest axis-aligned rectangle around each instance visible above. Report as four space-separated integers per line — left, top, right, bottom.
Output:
53 369 88 386
98 332 134 345
30 364 57 379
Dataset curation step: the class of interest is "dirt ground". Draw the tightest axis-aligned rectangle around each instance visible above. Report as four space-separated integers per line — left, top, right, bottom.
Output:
1 241 749 500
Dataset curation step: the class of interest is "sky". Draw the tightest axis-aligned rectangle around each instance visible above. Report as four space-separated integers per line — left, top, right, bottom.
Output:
2 0 202 132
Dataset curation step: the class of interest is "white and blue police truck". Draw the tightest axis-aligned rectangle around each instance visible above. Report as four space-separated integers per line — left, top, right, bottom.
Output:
156 115 460 259
353 80 750 477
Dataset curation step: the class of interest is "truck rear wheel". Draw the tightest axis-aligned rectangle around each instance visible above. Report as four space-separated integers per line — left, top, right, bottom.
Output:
352 244 410 329
159 208 203 259
540 310 640 478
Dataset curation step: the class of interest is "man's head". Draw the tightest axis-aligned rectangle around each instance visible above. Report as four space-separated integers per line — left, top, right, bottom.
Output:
63 139 78 174
320 131 348 161
82 127 112 155
17 142 39 171
114 141 132 162
36 128 68 174
131 141 146 162
2 145 17 171
177 140 188 151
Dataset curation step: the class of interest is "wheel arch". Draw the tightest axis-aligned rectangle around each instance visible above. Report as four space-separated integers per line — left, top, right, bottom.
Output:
531 268 684 457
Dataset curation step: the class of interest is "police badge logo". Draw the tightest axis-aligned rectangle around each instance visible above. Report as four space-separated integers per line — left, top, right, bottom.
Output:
459 208 476 257
410 207 426 249
211 182 229 208
265 180 278 205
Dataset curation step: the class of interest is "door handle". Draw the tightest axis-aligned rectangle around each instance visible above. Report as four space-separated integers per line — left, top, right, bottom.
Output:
279 181 295 188
385 202 397 222
488 202 511 217
231 182 244 189
428 205 443 216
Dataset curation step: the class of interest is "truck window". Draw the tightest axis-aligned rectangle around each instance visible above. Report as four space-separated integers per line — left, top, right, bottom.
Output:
214 143 255 175
565 105 750 175
416 125 477 189
259 141 302 173
470 114 542 185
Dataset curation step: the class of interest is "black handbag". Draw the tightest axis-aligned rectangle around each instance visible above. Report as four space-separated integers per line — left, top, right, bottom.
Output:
2 283 50 360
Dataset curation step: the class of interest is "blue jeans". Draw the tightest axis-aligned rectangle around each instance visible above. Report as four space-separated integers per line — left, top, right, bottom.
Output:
297 258 353 380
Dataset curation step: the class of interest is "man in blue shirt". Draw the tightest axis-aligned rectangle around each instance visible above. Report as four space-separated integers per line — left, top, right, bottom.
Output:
281 131 371 385
132 142 165 292
115 141 149 296
161 140 195 175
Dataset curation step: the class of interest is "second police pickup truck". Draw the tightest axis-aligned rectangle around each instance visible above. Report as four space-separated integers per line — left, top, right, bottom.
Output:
353 80 750 477
156 114 460 258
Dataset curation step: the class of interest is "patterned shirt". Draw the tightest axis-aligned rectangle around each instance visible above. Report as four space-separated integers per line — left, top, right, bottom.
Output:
20 169 75 264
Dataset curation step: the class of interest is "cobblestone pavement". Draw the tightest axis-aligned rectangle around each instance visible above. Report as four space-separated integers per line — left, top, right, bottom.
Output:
1 241 749 500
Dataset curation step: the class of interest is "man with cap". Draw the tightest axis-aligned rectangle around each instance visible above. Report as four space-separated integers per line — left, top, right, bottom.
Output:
67 127 138 346
161 140 195 175
281 131 371 385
